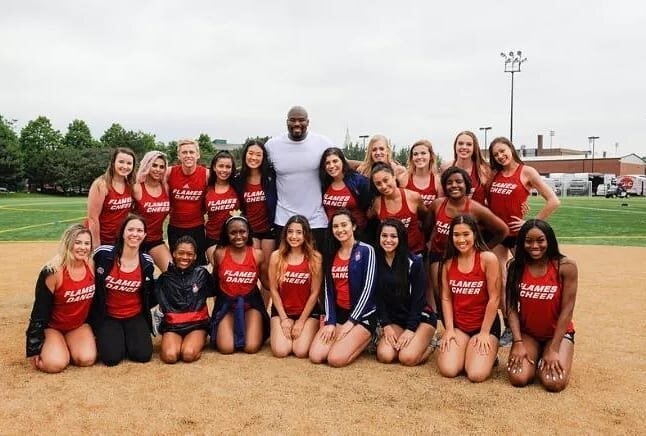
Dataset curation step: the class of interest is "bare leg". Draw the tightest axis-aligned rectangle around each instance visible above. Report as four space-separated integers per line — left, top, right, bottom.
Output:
539 337 575 392
507 333 540 387
243 309 264 354
35 328 70 373
160 332 183 363
327 325 372 368
376 324 403 364
65 323 96 367
292 318 319 359
180 330 207 362
398 323 435 366
436 329 470 378
270 316 293 358
309 327 334 364
465 334 499 383
215 313 235 354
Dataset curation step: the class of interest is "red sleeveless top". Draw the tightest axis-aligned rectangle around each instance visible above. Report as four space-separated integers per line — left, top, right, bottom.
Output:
430 198 471 255
448 251 489 333
243 182 270 234
323 184 367 229
469 165 487 204
487 165 529 236
519 261 575 341
405 173 438 207
100 184 133 245
205 185 240 240
105 262 143 319
135 182 170 242
332 253 350 310
49 264 95 332
279 258 312 315
168 165 207 228
218 246 258 298
378 189 425 254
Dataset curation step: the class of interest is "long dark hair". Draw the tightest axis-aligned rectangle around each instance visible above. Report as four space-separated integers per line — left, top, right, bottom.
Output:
488 137 523 173
207 150 236 187
376 219 410 298
114 213 147 258
506 219 564 311
319 147 353 193
239 139 272 182
442 214 489 261
324 208 356 276
440 166 472 197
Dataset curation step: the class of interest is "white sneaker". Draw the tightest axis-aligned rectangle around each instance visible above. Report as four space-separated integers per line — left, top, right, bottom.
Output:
151 306 164 337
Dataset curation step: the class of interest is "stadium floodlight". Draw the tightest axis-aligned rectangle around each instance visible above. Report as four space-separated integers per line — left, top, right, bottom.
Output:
500 50 528 142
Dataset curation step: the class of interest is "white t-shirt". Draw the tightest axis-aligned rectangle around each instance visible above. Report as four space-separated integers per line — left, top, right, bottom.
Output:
266 132 334 228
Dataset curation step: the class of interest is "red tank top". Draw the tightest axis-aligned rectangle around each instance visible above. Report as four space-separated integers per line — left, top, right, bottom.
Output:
323 184 367 229
518 261 574 341
135 183 170 242
405 173 438 207
332 253 351 310
218 246 258 298
430 198 471 255
448 252 489 333
244 182 270 234
49 264 95 332
378 189 425 254
279 258 312 316
105 262 143 319
488 165 529 236
205 185 240 240
168 165 207 228
100 184 133 245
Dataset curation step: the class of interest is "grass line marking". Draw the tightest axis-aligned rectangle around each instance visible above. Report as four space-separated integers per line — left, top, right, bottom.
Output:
559 235 646 239
0 207 84 213
0 216 86 234
559 205 646 214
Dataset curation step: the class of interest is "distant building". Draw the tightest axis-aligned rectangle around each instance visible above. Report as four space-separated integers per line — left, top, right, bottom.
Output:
212 139 242 151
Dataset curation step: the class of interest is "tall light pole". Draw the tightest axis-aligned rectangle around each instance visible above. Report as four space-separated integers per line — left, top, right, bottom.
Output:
588 136 599 173
500 50 528 142
359 135 369 148
479 126 492 148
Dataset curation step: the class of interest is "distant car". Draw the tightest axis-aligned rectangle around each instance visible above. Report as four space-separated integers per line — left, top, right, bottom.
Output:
605 185 627 198
0 187 14 194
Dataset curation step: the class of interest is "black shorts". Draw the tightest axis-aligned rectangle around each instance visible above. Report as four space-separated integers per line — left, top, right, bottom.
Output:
462 316 502 339
390 307 438 330
142 239 166 253
161 322 210 337
502 235 517 249
335 307 378 335
536 330 576 347
168 224 207 265
251 230 275 240
270 306 321 320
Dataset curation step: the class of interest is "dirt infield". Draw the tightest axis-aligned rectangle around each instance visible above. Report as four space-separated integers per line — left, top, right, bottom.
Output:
1 243 644 434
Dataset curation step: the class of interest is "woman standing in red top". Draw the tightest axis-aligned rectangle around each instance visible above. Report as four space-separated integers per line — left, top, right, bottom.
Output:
26 224 96 373
441 131 490 204
437 214 501 382
397 139 442 207
204 151 240 263
133 150 171 271
268 215 322 358
211 215 269 354
506 219 577 392
87 147 135 247
370 163 427 255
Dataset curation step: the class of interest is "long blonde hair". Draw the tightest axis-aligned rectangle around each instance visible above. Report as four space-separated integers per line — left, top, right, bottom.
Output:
275 215 321 287
44 224 92 271
357 134 393 177
407 139 437 176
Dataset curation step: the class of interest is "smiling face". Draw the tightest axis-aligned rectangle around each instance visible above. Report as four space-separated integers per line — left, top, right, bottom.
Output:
452 223 475 254
114 152 134 178
524 226 548 260
379 225 399 255
148 157 166 182
370 140 389 163
331 213 355 244
71 232 92 261
455 134 475 160
445 171 467 199
245 145 264 170
286 222 305 249
372 169 397 196
213 157 233 182
411 144 431 169
286 107 309 141
179 142 200 170
123 218 146 249
226 219 249 248
491 142 513 167
325 153 344 180
173 242 197 269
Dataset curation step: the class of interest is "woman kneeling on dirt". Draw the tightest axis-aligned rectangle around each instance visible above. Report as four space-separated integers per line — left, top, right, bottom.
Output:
155 236 215 363
505 219 577 392
26 224 97 373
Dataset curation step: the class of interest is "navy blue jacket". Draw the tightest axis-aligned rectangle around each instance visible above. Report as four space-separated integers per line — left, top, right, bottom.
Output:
324 241 377 325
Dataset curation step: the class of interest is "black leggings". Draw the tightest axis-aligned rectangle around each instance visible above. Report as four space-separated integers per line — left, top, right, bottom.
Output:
97 314 153 366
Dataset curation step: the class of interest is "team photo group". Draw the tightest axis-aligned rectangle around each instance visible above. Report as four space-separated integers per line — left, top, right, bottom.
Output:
26 105 578 392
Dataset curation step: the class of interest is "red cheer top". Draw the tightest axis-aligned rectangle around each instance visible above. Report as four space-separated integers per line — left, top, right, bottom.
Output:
332 253 350 310
378 189 425 254
518 261 574 341
218 246 258 298
105 262 143 319
448 251 489 333
279 257 312 316
100 184 133 245
469 165 487 205
405 173 439 207
168 165 207 228
487 165 529 236
205 185 240 241
49 264 95 333
323 184 367 229
134 182 170 242
243 182 270 234
430 198 471 255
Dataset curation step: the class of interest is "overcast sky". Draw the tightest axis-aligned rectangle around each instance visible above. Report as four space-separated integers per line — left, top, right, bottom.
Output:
2 1 645 159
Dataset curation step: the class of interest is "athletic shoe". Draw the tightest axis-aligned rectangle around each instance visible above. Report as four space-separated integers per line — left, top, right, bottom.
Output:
500 327 513 347
151 306 164 337
430 330 441 350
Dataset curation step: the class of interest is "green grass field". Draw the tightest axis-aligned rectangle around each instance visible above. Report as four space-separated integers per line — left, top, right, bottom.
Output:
1 193 646 246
